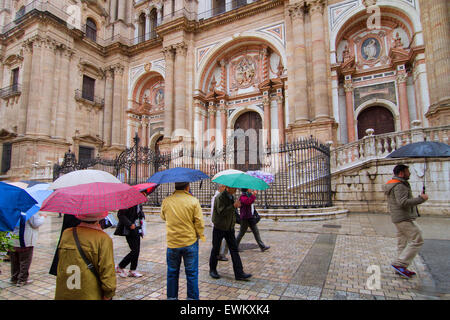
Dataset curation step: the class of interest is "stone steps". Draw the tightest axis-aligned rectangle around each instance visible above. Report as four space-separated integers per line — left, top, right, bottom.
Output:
143 205 348 222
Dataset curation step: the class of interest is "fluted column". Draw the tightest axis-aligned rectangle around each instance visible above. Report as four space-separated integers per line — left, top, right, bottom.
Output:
288 2 308 123
397 71 410 131
344 80 356 143
55 46 73 139
112 64 124 146
220 59 227 91
110 0 117 21
174 42 187 133
262 93 271 147
308 0 330 120
262 46 269 81
103 68 114 146
162 46 174 138
276 95 285 145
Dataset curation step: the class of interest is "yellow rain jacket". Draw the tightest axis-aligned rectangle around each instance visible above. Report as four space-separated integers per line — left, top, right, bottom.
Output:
54 226 116 300
160 190 205 248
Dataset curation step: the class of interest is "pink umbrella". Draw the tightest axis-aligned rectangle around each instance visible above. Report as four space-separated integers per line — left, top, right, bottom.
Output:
40 182 148 217
131 182 158 194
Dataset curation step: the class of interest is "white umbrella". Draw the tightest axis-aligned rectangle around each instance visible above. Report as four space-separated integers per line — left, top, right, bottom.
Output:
49 169 122 190
212 169 244 181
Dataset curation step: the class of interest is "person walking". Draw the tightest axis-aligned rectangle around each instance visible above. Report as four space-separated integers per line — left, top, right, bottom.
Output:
10 212 46 286
236 189 270 252
209 186 252 281
383 164 428 279
160 182 205 300
54 213 116 300
211 184 228 261
114 202 146 278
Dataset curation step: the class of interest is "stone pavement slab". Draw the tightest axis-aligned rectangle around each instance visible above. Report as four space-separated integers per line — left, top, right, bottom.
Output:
0 213 448 300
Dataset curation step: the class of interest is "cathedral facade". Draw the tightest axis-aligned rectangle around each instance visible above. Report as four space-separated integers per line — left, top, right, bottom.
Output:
0 0 449 180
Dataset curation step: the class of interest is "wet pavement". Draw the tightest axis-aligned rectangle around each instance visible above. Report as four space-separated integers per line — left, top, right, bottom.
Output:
0 212 449 300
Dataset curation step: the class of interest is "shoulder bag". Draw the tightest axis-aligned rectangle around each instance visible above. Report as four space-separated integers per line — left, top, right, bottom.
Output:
72 227 100 281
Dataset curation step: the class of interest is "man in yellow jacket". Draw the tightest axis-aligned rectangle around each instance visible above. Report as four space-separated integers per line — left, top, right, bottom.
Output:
160 182 205 300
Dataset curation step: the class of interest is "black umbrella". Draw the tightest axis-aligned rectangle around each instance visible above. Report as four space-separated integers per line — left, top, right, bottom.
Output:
387 141 450 192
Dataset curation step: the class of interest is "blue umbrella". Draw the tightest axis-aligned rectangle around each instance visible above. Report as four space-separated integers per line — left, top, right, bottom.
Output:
0 181 38 231
20 184 53 222
147 167 209 184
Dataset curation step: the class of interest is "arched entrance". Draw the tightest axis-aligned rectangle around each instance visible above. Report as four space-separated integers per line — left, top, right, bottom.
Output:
233 111 262 170
357 106 395 139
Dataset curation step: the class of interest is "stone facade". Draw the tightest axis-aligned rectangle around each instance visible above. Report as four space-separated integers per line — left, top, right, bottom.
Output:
0 0 449 212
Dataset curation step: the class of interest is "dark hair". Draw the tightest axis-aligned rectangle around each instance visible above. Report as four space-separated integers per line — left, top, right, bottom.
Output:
175 182 189 190
393 164 409 176
241 188 248 192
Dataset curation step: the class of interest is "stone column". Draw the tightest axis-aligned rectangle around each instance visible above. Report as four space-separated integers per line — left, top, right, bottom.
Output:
262 46 269 81
262 93 271 147
288 2 308 123
276 95 285 145
219 101 227 147
110 0 117 21
208 103 216 144
427 0 450 104
162 46 174 138
308 0 330 120
103 68 114 146
220 59 227 91
112 64 124 146
26 37 43 135
55 46 73 139
18 40 33 135
174 42 187 134
203 110 208 149
145 9 151 40
117 0 126 22
344 80 356 143
40 38 57 137
397 71 410 131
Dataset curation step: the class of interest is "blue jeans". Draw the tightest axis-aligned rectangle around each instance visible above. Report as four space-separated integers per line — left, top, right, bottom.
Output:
166 240 199 300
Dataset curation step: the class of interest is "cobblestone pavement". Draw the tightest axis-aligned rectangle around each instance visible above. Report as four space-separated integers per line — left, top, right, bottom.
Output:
0 213 449 300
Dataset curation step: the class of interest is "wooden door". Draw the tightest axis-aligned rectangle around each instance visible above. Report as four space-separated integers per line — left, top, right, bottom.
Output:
233 111 262 170
357 106 395 139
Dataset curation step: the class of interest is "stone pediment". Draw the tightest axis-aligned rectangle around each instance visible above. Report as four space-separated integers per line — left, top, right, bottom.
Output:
0 128 18 140
3 54 23 66
78 59 104 79
388 47 410 65
259 78 283 91
72 133 104 147
206 89 226 101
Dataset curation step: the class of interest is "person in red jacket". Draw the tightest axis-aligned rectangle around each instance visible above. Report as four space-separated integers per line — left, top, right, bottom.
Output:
236 189 270 252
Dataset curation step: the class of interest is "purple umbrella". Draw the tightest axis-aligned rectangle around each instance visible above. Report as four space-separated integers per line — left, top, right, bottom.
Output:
246 170 274 184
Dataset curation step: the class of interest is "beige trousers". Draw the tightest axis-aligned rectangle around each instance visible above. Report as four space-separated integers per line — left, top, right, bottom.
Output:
393 220 424 268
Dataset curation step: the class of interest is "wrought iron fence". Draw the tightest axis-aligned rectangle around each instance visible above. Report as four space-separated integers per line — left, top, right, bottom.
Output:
53 135 332 209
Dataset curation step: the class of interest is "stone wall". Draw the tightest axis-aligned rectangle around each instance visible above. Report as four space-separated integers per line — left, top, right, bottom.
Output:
331 158 450 216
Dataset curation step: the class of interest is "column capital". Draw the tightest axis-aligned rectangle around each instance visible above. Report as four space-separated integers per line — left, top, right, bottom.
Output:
111 63 124 75
397 73 407 84
307 0 325 15
175 42 188 56
344 82 353 92
262 96 270 106
288 2 305 20
162 46 175 60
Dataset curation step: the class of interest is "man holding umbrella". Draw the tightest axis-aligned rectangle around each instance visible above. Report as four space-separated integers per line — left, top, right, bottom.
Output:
384 164 429 279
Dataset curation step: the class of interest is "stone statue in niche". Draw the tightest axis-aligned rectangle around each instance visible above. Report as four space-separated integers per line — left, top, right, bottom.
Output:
155 88 164 105
143 89 151 104
362 38 381 61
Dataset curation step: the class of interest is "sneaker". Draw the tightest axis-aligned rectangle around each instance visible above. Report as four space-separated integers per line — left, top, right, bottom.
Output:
116 266 127 278
209 270 220 279
128 271 143 278
391 265 411 279
16 280 33 287
405 269 416 277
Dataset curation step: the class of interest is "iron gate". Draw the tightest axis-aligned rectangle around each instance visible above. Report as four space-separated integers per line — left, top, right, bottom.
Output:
53 136 332 209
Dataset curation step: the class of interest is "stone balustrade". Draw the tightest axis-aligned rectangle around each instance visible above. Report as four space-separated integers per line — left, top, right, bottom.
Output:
330 124 450 174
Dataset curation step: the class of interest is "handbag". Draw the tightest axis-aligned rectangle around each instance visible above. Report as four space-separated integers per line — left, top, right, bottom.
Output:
72 227 100 281
253 208 261 224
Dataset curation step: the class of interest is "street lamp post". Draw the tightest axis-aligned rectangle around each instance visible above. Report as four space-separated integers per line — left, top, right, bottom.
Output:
133 132 140 185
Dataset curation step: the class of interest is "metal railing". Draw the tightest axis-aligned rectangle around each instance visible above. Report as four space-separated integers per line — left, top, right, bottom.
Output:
0 84 21 99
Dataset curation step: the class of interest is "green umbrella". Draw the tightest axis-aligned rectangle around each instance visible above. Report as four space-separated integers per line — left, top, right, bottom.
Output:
212 173 270 190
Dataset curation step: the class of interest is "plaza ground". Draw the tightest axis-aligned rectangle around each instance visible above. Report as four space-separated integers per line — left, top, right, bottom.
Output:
0 212 449 300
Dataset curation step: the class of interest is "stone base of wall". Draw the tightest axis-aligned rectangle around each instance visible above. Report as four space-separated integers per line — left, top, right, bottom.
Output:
331 158 450 216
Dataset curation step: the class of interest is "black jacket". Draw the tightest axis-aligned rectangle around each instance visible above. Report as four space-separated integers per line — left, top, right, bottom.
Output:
114 205 144 237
